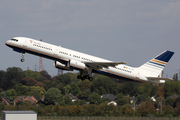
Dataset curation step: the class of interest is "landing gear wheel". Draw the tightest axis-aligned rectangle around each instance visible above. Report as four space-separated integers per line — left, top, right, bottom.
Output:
89 77 93 81
81 77 85 80
77 75 82 79
21 59 25 62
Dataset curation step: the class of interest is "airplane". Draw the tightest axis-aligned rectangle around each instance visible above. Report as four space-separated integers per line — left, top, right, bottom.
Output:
5 37 174 84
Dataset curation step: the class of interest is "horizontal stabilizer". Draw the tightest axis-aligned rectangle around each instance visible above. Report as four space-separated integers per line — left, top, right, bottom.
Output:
146 77 173 81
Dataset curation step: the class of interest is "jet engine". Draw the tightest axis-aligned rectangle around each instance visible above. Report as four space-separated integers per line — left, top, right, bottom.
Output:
69 59 87 71
54 61 73 71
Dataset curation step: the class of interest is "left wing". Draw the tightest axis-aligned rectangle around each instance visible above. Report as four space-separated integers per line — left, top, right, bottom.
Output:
84 61 126 69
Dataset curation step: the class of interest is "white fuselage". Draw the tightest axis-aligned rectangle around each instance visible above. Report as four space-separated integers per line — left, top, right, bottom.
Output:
6 37 168 83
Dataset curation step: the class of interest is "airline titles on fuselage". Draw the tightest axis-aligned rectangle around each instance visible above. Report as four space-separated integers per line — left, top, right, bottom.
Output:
33 43 52 51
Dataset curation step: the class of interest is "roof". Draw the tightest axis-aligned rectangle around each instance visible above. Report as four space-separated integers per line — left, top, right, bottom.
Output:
66 93 78 100
14 96 40 104
101 94 117 101
2 111 37 114
32 96 39 101
3 96 12 103
14 96 25 102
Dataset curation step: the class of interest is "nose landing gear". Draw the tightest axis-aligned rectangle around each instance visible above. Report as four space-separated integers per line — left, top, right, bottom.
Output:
21 52 25 62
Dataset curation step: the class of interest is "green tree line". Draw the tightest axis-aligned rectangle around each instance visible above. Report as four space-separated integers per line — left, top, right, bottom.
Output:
0 67 180 117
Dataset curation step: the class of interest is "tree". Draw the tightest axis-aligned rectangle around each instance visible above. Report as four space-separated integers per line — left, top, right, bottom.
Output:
69 82 80 95
21 77 37 86
4 67 24 90
23 70 45 81
163 105 174 116
116 93 129 106
45 80 65 94
122 104 134 116
0 70 7 89
28 86 45 99
5 89 17 100
77 91 89 97
164 81 176 97
174 102 180 116
78 79 91 91
151 85 158 96
44 88 62 105
174 96 180 107
164 81 180 97
136 94 147 105
14 84 28 96
136 83 152 97
55 73 79 86
34 82 45 87
174 81 180 95
122 82 139 96
88 93 102 105
64 85 71 95
6 67 23 83
173 73 178 81
0 103 5 110
156 85 165 98
91 75 118 95
165 97 174 106
64 95 73 105
74 99 86 106
136 101 156 116
40 70 51 80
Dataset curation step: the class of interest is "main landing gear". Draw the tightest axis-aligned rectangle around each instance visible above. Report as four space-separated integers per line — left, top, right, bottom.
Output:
77 68 93 81
77 75 93 81
21 52 25 62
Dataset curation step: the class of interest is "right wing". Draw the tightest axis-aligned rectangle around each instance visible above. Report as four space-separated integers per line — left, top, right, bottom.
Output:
84 61 126 69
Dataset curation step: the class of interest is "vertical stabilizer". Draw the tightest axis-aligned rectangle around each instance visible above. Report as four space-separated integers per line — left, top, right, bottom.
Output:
139 50 174 77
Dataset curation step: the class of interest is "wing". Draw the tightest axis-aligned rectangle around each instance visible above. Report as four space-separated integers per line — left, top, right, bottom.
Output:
146 77 173 81
146 77 173 84
84 61 126 69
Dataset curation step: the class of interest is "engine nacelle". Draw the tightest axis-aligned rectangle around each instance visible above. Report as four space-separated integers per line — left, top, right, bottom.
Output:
54 61 73 71
69 59 87 71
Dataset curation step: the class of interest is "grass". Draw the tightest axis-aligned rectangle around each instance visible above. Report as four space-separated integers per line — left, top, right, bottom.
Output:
0 116 179 120
37 116 180 120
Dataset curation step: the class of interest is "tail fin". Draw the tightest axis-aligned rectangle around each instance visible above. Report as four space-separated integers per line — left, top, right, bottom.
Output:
139 50 174 77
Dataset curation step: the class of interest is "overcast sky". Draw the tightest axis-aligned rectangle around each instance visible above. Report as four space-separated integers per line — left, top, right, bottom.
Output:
1 0 180 78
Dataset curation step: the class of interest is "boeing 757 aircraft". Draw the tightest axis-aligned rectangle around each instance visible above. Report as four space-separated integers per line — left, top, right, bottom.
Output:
5 37 174 84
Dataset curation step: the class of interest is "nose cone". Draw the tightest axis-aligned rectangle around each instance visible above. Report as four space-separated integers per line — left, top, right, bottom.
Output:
5 40 11 47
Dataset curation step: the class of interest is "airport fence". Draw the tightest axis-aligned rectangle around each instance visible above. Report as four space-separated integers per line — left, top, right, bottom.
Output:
37 116 180 120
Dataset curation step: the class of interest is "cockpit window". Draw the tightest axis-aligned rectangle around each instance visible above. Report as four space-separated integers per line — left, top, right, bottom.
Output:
11 39 18 42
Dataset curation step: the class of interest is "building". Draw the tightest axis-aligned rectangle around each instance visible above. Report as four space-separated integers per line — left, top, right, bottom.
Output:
2 111 37 120
2 96 12 105
14 96 40 105
66 93 78 102
101 94 117 106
